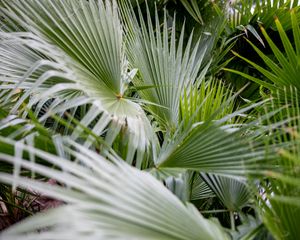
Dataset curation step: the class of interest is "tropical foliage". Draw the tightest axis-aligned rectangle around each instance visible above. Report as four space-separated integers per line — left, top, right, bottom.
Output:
0 0 299 239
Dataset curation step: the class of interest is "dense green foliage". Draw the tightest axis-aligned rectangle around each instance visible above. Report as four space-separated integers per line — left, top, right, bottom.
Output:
0 0 299 239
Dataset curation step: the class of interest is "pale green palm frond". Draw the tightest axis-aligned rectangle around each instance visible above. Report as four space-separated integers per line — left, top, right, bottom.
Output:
0 0 157 167
155 98 291 177
157 122 258 175
151 170 215 202
190 172 216 201
0 137 228 240
201 173 251 212
2 0 123 92
200 172 252 231
122 2 212 131
117 6 288 177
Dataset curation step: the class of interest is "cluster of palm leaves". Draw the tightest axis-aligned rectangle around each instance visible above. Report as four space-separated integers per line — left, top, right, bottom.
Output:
0 0 299 239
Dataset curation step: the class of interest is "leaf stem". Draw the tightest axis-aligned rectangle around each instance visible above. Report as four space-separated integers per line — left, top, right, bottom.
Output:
230 211 235 231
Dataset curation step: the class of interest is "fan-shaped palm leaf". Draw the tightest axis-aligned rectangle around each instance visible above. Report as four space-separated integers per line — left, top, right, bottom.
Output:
201 173 251 212
156 101 286 176
122 1 211 131
190 172 216 201
0 0 157 167
0 137 228 240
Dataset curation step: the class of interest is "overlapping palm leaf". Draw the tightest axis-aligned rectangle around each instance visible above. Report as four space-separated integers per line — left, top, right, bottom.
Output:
0 0 157 168
156 101 287 176
122 1 211 131
119 2 284 177
190 172 216 201
0 137 228 240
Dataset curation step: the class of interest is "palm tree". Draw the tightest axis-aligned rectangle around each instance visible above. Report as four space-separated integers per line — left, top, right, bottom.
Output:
0 0 299 239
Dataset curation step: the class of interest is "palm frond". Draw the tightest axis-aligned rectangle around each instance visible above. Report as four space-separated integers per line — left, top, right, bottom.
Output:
259 148 300 240
190 172 215 201
256 93 300 240
179 79 235 128
225 10 300 101
201 173 251 212
179 0 204 24
228 0 300 30
122 2 212 131
0 0 157 167
0 137 228 240
156 100 286 177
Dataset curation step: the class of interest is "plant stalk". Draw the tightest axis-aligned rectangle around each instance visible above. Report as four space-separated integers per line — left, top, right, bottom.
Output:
230 211 235 231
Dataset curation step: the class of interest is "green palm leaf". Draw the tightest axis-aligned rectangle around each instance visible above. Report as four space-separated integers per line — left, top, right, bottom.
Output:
228 0 300 30
156 103 283 176
179 79 235 128
201 173 251 212
256 95 300 240
0 137 228 240
225 10 300 100
122 2 211 131
190 172 215 201
260 149 300 240
0 0 157 167
179 0 204 24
